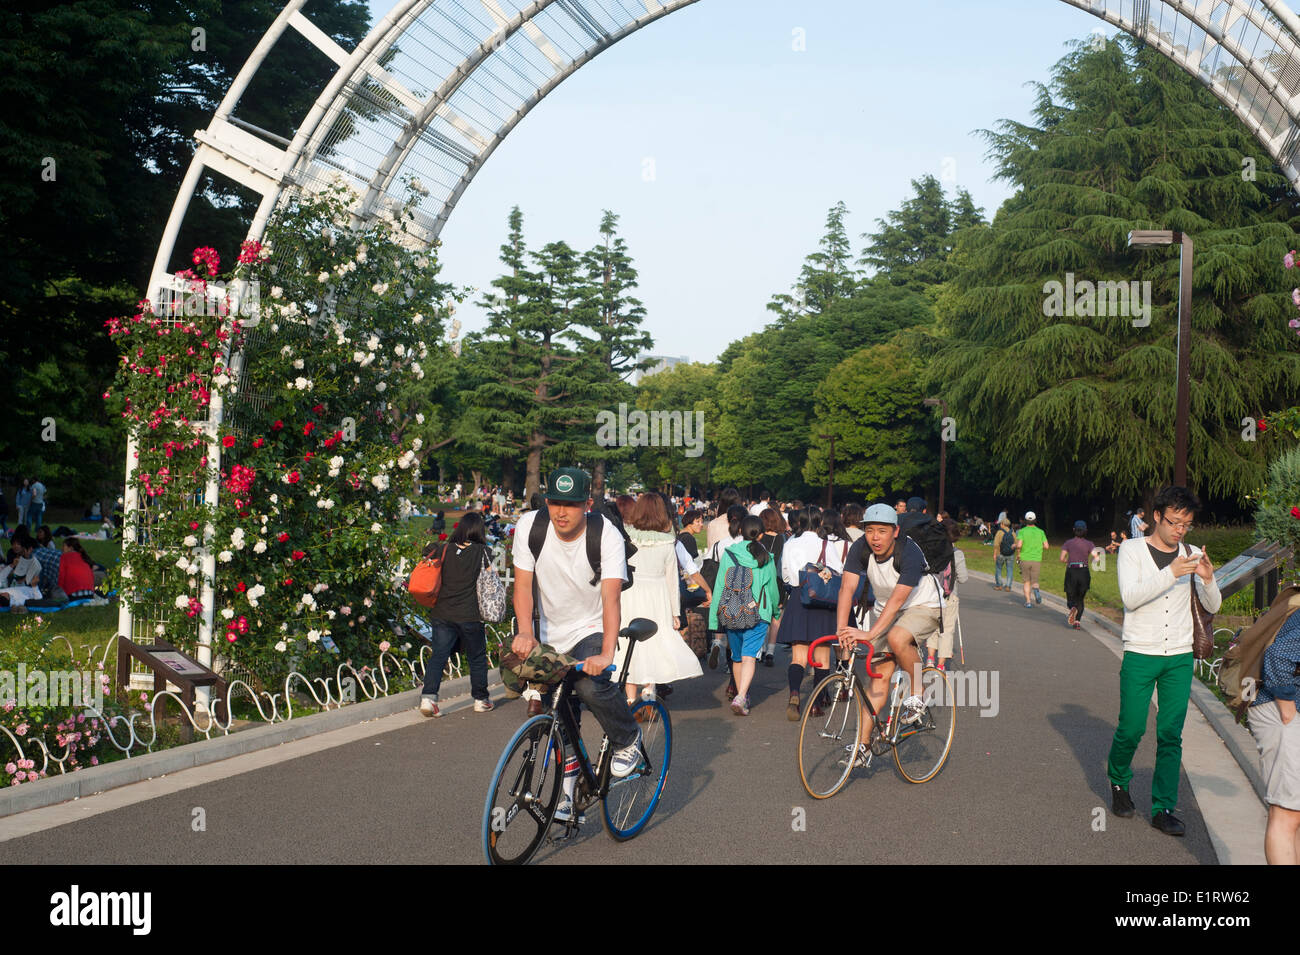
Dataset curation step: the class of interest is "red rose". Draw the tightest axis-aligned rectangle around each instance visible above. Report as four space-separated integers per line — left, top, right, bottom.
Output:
291 550 306 561
282 577 293 586
1291 507 1300 520
236 581 247 593
272 420 284 431
438 533 447 541
303 422 315 436
312 404 324 414
253 437 264 448
277 532 289 542
1260 419 1268 432
286 471 301 484
304 452 314 461
222 435 236 448
190 521 200 531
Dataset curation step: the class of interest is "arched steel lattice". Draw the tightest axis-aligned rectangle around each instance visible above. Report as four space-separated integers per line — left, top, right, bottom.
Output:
126 0 1300 676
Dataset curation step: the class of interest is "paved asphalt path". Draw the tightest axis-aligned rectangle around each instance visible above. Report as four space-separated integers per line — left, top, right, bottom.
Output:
0 585 1216 865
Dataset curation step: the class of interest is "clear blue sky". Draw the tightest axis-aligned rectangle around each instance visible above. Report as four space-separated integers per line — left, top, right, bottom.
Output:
363 0 1116 361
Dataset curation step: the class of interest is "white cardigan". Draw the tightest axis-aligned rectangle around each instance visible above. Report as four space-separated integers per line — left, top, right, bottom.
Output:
1117 538 1222 656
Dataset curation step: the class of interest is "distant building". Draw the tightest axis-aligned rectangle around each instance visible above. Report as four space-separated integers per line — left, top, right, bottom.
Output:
634 354 690 384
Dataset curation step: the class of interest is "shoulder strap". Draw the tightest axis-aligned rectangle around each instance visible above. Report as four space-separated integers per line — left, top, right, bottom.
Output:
817 538 827 564
528 506 549 562
841 540 848 563
586 512 603 586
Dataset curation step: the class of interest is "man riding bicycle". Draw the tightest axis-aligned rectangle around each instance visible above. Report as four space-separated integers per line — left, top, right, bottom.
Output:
835 503 941 732
510 467 643 817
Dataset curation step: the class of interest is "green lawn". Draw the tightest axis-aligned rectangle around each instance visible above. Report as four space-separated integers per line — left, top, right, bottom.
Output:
957 524 1260 625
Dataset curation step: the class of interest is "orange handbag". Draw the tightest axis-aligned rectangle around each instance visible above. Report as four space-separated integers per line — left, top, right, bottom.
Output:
407 544 448 608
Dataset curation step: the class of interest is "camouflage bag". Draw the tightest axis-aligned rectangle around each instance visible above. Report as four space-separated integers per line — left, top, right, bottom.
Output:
498 644 577 696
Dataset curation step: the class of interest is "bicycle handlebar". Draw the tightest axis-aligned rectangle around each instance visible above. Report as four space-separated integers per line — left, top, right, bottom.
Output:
808 634 886 681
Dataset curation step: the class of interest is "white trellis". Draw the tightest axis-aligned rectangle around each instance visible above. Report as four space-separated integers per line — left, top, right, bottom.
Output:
125 0 1300 667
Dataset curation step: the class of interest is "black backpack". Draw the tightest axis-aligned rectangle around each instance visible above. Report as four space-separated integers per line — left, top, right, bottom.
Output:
527 503 637 592
861 517 955 632
999 527 1016 556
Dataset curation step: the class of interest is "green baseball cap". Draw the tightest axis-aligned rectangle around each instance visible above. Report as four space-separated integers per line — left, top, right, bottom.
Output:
544 467 591 503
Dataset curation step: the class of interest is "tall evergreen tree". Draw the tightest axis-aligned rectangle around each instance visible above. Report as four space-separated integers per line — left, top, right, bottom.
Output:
583 210 653 495
928 37 1300 506
859 175 984 290
768 201 860 318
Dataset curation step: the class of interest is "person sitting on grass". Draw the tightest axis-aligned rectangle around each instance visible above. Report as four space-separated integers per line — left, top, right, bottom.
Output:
59 538 97 601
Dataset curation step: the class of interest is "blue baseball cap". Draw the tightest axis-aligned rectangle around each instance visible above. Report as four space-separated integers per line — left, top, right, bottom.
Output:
864 504 898 526
1073 520 1087 531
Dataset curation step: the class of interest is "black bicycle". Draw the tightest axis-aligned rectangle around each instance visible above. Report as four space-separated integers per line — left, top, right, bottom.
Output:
482 618 672 865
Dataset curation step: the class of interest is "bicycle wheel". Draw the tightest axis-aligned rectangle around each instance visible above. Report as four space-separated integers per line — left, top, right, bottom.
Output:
797 672 862 799
893 665 955 784
483 715 562 865
603 699 671 841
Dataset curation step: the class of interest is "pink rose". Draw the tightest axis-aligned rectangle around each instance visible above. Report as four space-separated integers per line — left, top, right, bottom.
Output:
379 641 391 653
3 763 14 774
15 724 27 737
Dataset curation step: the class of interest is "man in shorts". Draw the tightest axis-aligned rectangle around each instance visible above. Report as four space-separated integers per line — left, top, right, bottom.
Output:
1016 510 1047 607
836 503 942 732
511 467 642 815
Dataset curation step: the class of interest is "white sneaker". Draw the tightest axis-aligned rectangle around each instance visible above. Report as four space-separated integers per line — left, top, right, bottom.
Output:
553 797 585 825
839 743 871 768
473 698 495 713
419 697 440 718
901 695 925 725
610 732 644 778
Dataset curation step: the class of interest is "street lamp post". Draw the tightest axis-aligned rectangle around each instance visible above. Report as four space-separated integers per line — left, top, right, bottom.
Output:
820 433 836 508
1127 229 1193 487
922 398 948 515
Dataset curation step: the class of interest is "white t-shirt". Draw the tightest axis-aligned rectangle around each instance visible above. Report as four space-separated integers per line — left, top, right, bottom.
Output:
512 510 627 654
749 501 770 517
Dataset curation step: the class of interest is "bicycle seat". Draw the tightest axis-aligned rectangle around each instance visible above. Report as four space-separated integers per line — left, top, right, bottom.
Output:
622 618 658 642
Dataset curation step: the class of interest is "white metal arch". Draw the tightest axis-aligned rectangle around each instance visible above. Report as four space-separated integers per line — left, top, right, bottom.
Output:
126 0 1300 677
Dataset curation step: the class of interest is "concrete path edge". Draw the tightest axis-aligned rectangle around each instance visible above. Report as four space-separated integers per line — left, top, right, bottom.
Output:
0 671 500 818
971 570 1267 804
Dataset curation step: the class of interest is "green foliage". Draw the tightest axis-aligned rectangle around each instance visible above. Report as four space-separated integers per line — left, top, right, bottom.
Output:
860 175 985 291
928 37 1300 505
804 343 934 497
108 181 456 679
1254 444 1300 552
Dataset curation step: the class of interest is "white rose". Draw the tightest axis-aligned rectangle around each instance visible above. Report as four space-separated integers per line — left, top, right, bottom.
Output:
270 286 283 299
218 550 233 563
307 630 321 643
253 540 267 554
175 556 189 570
221 608 235 620
353 351 365 363
376 382 387 393
183 535 198 547
174 595 190 609
275 641 287 653
213 374 230 387
270 494 278 504
415 412 425 424
155 624 166 636
372 282 389 295
293 358 304 369
370 523 382 533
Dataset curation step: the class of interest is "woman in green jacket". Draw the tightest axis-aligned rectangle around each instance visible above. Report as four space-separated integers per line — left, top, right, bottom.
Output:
710 515 780 716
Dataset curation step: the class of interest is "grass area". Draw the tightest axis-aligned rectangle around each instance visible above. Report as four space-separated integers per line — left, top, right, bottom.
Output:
957 525 1257 623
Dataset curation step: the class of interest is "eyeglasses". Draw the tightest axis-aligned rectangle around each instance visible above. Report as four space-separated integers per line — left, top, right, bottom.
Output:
1162 520 1195 532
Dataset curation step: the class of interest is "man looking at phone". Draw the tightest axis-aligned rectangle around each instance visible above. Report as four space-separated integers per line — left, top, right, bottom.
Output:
1107 485 1220 835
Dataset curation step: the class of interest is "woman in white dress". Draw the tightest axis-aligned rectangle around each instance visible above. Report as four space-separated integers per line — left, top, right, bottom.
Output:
615 493 702 707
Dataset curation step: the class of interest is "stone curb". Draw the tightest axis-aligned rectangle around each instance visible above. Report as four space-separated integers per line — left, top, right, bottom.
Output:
968 569 1267 805
0 669 502 818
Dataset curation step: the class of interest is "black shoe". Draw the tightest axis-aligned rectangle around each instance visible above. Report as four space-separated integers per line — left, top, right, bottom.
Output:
1111 785 1135 818
657 683 673 698
708 643 720 670
763 652 774 668
1151 810 1185 836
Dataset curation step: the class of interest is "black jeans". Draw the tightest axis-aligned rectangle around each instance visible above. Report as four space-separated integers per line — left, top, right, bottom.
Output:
1064 565 1090 615
568 632 639 749
421 619 490 701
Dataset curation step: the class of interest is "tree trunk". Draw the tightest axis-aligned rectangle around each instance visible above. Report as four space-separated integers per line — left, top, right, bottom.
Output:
593 459 607 498
502 455 517 497
471 470 483 495
525 433 544 502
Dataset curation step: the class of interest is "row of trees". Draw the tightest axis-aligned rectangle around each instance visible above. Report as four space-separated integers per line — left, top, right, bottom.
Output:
620 37 1300 518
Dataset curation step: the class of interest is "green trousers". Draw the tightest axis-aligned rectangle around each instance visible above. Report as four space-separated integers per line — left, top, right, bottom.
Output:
1106 651 1193 816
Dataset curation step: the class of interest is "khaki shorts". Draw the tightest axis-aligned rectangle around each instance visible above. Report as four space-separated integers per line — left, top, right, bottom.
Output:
892 605 942 647
1251 702 1300 810
1020 561 1041 586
